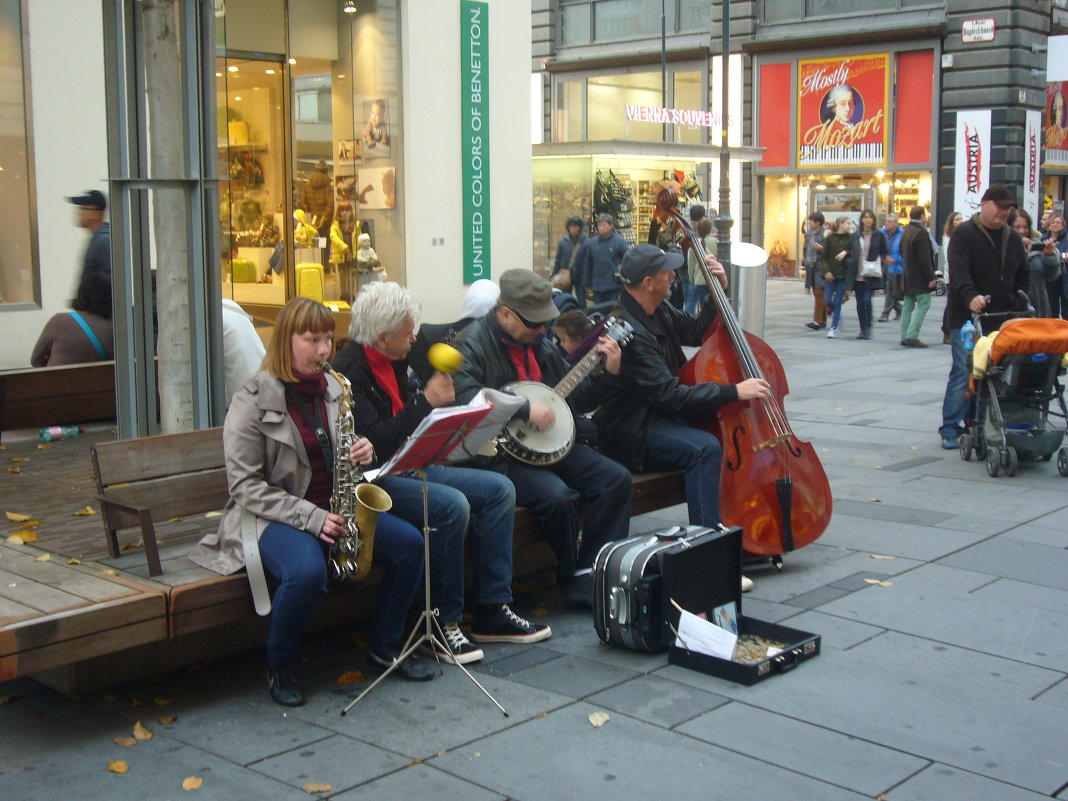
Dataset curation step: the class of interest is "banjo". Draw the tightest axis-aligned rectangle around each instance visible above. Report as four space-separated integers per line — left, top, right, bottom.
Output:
495 316 634 466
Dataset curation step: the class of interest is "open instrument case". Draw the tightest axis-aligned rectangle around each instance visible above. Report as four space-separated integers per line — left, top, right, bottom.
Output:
662 526 821 686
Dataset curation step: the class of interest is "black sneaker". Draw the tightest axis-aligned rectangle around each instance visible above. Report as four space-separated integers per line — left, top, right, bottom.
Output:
470 604 552 644
420 623 484 664
366 647 435 682
267 664 305 707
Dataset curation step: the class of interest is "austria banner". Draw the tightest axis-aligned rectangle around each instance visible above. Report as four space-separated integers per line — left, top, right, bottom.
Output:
796 54 888 168
1024 109 1041 223
953 110 991 217
1043 82 1068 169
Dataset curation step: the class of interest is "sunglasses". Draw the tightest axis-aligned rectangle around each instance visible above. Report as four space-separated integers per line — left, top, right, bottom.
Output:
508 307 546 330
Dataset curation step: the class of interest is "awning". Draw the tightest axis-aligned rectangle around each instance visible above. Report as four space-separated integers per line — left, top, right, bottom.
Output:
533 139 765 164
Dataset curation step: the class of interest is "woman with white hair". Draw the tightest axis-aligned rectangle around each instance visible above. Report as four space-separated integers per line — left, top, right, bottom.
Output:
333 282 550 665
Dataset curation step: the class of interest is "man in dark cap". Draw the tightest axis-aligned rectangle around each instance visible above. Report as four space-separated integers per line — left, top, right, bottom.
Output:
939 184 1030 449
453 269 632 606
574 212 629 308
68 190 111 290
594 245 770 590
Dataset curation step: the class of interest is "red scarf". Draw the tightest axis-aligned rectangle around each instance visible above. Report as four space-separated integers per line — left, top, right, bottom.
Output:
362 345 403 416
503 341 542 383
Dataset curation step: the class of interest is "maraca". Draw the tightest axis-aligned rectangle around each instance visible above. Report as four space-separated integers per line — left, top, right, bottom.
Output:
427 342 464 374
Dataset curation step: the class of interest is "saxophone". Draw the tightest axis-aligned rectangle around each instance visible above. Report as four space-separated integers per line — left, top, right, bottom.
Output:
323 364 393 581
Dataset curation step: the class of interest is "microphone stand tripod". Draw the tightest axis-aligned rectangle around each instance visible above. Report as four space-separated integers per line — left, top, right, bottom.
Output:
342 418 508 716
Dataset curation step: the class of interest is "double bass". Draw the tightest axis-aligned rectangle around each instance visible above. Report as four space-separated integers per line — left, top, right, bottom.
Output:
657 189 832 566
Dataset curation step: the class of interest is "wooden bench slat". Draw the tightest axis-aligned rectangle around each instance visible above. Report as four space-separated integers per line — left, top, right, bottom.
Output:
101 470 230 530
0 567 89 613
92 428 224 485
0 549 142 604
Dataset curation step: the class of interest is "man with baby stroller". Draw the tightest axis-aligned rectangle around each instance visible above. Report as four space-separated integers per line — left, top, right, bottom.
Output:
939 185 1030 451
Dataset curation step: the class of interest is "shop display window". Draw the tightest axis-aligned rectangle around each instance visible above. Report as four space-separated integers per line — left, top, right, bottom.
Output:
215 0 404 322
0 0 39 308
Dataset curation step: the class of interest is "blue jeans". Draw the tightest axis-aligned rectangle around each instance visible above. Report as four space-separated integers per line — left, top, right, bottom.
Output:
685 284 710 316
853 281 874 331
258 514 423 665
940 328 968 438
377 465 515 623
502 442 631 575
644 418 723 527
827 279 847 329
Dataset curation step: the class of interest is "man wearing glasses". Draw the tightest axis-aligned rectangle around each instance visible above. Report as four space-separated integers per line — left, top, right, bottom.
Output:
453 269 632 606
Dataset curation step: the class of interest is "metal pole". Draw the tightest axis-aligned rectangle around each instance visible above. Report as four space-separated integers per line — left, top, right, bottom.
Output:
715 0 734 311
661 0 667 141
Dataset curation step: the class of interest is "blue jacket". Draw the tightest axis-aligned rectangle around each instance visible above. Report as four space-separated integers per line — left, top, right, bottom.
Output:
881 225 904 275
552 232 588 275
575 231 628 302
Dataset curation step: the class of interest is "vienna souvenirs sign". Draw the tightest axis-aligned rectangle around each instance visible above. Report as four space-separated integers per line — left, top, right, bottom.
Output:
461 0 489 282
796 54 889 169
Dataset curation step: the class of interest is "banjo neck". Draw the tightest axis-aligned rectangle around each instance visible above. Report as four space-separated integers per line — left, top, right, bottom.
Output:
552 340 607 399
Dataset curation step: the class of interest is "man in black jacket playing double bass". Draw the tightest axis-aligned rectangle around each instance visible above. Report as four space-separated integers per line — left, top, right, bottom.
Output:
594 244 771 590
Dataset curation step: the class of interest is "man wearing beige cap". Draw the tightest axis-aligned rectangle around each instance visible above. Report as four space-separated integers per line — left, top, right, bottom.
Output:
453 269 632 606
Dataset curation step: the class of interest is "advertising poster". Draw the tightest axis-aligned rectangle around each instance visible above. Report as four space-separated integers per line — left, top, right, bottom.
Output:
1043 82 1068 169
1025 109 1041 224
797 54 888 168
953 109 991 217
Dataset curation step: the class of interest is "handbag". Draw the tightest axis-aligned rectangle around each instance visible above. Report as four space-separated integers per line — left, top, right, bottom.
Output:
860 258 882 279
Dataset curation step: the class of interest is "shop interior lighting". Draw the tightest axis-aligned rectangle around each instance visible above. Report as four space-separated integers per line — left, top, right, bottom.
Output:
289 58 297 64
861 183 871 189
227 65 238 72
343 1 357 13
875 170 885 178
837 184 846 189
265 69 276 75
816 184 826 190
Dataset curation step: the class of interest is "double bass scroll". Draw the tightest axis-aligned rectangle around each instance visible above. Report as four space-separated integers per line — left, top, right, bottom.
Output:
654 188 832 559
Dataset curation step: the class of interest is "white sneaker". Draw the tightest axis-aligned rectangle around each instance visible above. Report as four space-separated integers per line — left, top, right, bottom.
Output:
741 575 754 593
420 623 484 665
826 328 838 339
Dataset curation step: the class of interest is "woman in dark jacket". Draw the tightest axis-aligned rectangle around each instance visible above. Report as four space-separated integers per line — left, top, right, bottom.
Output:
1012 209 1061 317
846 209 887 340
1045 214 1068 319
820 216 854 338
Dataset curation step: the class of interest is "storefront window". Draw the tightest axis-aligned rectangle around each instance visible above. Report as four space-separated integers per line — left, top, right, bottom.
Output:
554 77 586 142
595 1 674 41
674 71 703 145
216 0 404 318
0 0 39 307
588 72 665 141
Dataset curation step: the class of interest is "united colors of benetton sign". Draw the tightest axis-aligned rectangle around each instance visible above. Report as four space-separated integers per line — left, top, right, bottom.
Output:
461 0 489 283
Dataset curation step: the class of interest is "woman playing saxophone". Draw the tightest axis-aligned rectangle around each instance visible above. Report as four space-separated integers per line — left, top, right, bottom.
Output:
190 297 433 708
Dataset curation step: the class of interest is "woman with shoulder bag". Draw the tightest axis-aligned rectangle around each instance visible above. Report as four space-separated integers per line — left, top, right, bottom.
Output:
821 216 854 339
847 209 887 340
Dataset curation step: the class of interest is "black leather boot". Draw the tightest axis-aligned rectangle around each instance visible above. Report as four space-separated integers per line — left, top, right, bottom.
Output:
267 664 306 707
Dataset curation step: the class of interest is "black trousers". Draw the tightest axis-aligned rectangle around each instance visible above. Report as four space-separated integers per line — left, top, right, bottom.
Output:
501 443 632 576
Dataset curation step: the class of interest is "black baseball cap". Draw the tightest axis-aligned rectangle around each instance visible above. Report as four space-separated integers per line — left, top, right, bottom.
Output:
617 244 684 285
980 185 1016 209
68 190 107 211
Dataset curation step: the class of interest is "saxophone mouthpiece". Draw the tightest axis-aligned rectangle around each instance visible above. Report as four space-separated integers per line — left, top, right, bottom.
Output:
317 362 332 373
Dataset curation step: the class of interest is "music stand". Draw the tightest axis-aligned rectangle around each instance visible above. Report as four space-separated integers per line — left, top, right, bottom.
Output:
341 397 513 716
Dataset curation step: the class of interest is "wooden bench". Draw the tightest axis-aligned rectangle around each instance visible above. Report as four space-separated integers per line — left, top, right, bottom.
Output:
0 361 117 441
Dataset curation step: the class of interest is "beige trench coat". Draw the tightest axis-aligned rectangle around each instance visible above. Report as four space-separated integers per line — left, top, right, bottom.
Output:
189 370 341 576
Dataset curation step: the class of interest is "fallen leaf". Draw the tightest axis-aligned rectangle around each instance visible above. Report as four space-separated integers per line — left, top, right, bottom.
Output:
153 697 173 706
870 554 895 560
8 530 38 544
408 760 423 766
863 578 893 587
868 498 881 503
437 751 448 757
33 553 51 562
121 543 140 552
37 443 51 450
67 558 82 565
168 517 182 522
72 505 97 516
103 693 119 701
302 784 332 794
6 534 24 545
107 760 129 774
132 721 152 741
5 511 31 522
17 520 39 528
156 715 177 725
335 670 365 685
102 568 119 576
204 511 222 518
588 711 610 728
182 776 203 791
114 737 136 747
7 467 20 473
10 458 29 463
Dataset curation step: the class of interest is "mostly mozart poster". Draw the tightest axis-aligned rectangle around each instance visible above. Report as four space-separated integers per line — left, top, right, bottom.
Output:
797 54 889 169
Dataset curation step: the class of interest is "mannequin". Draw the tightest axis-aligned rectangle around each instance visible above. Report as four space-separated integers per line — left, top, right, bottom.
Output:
355 232 386 293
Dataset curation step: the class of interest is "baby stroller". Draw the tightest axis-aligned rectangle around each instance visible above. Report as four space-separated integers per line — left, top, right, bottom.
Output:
959 313 1068 477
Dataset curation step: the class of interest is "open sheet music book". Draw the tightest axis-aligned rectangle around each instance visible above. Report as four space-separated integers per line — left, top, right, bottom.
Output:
364 388 525 481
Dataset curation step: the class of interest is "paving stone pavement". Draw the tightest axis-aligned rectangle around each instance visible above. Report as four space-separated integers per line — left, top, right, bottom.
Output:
2 280 1067 800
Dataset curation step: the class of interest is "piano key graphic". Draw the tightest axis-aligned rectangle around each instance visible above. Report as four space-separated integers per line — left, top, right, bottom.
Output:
799 143 884 166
